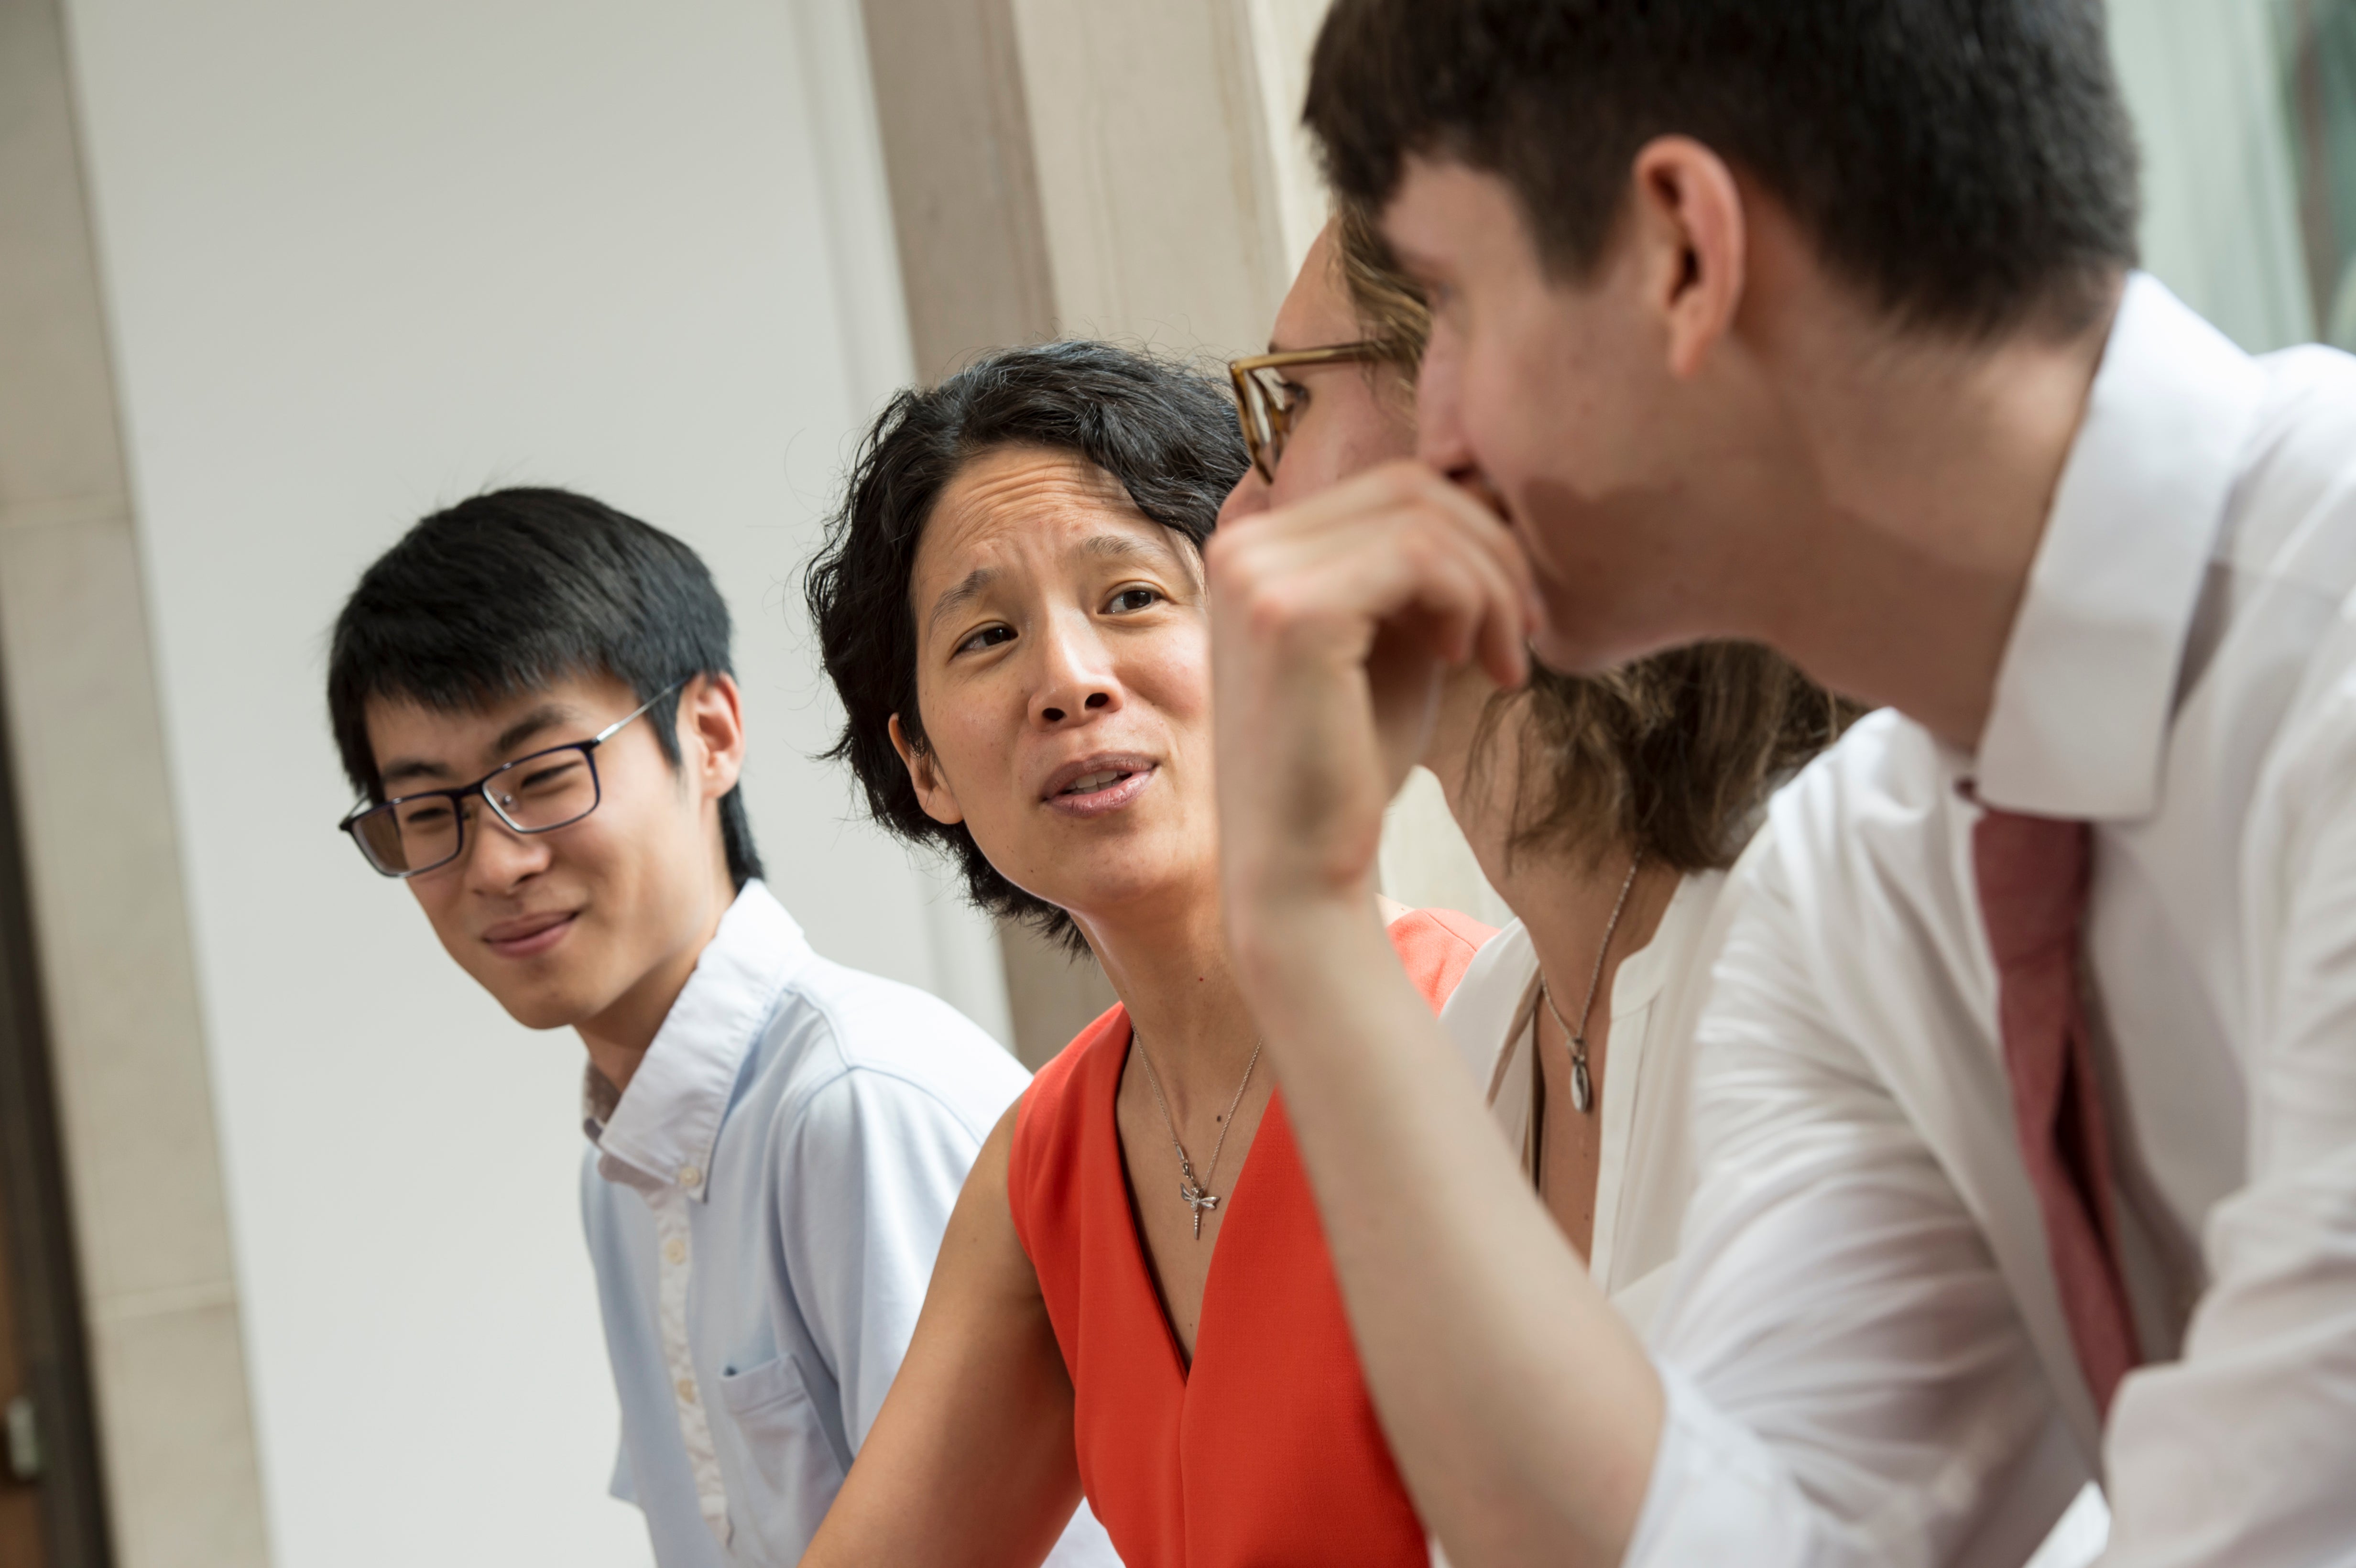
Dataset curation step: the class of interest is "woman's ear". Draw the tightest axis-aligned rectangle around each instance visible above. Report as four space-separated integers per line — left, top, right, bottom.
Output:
889 712 966 825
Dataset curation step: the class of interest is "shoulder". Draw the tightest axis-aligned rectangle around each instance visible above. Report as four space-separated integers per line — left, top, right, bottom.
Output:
1438 918 1535 1083
1726 710 1989 1006
2246 342 2356 512
1385 905 1500 1012
1006 1002 1128 1263
1755 709 1965 900
758 955 1030 1148
1010 1002 1127 1170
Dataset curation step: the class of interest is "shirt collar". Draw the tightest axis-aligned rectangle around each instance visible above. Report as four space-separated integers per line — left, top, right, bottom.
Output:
581 880 809 1199
1974 272 2267 820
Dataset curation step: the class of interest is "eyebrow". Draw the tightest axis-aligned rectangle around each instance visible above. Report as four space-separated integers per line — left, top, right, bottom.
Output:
923 532 1180 642
376 704 576 792
927 566 999 640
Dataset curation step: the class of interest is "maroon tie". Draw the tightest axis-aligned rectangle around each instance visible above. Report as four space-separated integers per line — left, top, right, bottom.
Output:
1972 806 2141 1416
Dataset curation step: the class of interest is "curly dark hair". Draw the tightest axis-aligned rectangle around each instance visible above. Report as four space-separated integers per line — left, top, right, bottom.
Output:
805 341 1247 950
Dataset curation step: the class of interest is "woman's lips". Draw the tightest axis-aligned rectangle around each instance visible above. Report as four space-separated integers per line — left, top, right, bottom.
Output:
1043 763 1155 818
482 910 578 960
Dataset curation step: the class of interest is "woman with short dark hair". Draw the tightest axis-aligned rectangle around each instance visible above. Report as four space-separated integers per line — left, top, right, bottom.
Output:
800 340 1485 1567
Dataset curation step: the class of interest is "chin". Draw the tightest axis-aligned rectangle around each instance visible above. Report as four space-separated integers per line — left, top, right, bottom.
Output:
1050 858 1207 929
466 964 601 1033
497 991 596 1033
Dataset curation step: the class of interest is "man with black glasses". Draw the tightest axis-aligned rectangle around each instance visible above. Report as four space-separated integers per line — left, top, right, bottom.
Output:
326 488 1111 1567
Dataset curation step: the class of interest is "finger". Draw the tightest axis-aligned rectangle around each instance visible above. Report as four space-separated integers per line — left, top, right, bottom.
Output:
1218 497 1530 686
1283 461 1542 647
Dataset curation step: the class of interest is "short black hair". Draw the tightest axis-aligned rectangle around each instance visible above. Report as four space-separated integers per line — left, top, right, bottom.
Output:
805 341 1245 950
327 487 763 888
1307 0 2140 338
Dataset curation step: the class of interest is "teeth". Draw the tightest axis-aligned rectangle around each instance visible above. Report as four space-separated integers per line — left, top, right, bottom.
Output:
1064 770 1128 795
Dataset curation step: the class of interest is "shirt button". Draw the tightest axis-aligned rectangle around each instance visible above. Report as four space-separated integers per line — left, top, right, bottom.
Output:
675 1377 698 1405
663 1237 687 1266
676 1164 702 1190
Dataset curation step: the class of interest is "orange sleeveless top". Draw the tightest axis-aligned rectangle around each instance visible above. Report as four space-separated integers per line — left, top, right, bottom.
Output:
1008 910 1493 1568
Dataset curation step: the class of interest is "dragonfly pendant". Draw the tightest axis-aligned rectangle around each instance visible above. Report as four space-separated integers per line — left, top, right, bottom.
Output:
1178 1162 1222 1239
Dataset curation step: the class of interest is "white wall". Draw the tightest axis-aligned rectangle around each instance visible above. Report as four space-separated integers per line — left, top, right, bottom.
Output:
57 1 1002 1563
2111 0 2317 352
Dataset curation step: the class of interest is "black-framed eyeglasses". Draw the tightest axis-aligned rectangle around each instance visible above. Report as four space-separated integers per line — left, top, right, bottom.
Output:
1227 342 1385 483
337 679 687 879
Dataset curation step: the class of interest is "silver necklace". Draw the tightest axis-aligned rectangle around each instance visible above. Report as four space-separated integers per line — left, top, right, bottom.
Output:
1537 855 1642 1116
1132 1032 1264 1239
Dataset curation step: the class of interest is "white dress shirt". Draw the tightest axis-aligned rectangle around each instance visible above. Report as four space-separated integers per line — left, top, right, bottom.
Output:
1627 275 2356 1567
1438 870 1739 1332
580 880 1117 1567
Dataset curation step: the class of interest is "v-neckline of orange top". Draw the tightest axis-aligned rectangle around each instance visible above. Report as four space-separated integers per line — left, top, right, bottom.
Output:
1005 906 1494 1568
1111 1020 1277 1383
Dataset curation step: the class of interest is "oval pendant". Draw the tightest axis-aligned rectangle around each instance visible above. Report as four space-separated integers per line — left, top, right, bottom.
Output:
1570 1056 1593 1115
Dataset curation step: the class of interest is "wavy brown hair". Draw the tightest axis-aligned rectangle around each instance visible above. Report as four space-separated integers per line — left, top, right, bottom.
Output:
1334 202 1860 874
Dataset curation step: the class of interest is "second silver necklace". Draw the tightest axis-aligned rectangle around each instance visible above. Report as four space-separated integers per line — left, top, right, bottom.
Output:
1536 853 1643 1116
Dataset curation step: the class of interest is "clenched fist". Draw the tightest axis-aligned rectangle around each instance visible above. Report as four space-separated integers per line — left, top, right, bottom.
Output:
1206 458 1539 939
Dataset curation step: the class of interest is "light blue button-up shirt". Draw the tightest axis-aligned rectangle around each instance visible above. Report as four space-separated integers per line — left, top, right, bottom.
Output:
580 881 1114 1565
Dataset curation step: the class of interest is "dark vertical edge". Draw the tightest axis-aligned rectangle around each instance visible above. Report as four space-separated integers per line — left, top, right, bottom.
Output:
0 665 112 1568
2291 0 2343 329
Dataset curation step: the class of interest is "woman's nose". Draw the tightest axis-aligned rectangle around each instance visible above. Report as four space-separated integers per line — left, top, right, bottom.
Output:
1036 688 1113 724
1030 614 1121 728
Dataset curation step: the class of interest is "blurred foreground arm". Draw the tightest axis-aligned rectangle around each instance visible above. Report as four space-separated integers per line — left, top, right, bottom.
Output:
1206 462 1661 1568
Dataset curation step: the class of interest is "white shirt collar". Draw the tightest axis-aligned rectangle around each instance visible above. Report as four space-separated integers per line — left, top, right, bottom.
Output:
1974 272 2268 820
582 880 810 1198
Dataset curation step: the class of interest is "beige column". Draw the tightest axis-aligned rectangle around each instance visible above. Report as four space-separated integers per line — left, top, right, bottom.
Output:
0 0 270 1560
860 0 1500 1060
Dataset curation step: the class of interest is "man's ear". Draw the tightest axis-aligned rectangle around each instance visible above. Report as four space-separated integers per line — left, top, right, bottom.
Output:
680 672 748 801
888 712 965 825
1627 135 1747 381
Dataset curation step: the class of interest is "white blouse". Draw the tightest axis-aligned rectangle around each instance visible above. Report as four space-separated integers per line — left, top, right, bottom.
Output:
1435 861 1748 1334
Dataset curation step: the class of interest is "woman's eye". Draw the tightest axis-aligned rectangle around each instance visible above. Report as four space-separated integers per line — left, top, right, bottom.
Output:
1278 379 1310 408
955 624 1014 655
1106 586 1161 614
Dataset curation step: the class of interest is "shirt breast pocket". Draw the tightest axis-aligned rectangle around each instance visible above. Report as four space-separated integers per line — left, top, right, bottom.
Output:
716 1353 845 1565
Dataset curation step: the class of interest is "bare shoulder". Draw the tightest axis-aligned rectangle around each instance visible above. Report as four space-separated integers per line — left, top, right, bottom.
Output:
933 1096 1042 1308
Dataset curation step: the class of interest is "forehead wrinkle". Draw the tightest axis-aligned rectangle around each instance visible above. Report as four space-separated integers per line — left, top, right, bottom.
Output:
915 447 1172 637
1080 532 1171 565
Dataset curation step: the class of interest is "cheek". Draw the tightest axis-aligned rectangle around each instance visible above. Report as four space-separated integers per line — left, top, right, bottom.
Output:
1219 468 1272 525
407 875 464 939
1124 632 1214 745
915 677 1019 806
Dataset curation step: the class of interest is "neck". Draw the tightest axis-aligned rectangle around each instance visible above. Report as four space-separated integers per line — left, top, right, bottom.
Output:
1494 846 1678 1026
1716 244 2122 748
577 876 739 1095
1073 882 1261 1107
